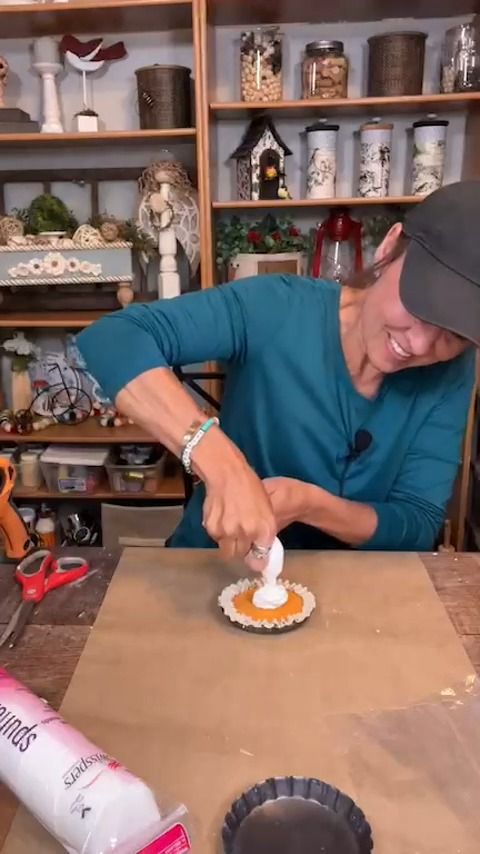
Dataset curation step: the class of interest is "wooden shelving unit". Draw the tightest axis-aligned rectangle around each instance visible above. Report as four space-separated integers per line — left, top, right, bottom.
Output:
3 419 155 445
0 0 198 522
179 0 480 552
207 0 477 25
212 196 422 210
14 469 185 501
0 129 196 147
0 0 193 38
211 93 480 119
203 17 480 288
0 312 106 329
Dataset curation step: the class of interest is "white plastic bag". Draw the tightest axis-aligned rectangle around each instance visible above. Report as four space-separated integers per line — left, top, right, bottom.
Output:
0 668 191 854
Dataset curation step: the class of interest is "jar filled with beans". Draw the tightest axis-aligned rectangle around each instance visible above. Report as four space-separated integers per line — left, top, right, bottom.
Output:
302 41 348 99
240 27 283 102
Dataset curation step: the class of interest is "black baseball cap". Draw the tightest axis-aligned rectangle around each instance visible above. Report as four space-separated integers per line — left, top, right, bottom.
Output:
400 180 480 345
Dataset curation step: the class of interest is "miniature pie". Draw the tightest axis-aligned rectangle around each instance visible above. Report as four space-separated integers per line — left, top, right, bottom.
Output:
218 577 316 633
218 536 315 633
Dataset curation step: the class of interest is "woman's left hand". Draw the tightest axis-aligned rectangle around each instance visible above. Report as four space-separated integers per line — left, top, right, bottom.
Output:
262 477 308 532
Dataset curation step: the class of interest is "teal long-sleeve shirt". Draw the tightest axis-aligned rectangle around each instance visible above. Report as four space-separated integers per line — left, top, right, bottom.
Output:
77 274 475 551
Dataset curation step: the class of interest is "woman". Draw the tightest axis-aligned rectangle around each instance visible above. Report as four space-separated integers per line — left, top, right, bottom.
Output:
77 181 479 566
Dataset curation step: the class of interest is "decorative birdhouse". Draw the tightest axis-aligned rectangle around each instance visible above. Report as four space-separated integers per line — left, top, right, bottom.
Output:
230 115 292 201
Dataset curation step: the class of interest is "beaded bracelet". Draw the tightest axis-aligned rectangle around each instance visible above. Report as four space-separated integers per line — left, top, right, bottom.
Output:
181 416 219 475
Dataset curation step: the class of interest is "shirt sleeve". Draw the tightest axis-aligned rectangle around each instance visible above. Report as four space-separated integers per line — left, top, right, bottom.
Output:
362 350 476 551
76 275 294 402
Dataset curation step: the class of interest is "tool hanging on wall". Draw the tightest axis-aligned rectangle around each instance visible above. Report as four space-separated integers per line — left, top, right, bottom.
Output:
0 457 37 561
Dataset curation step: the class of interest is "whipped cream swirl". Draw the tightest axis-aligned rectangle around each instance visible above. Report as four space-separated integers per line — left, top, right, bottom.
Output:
252 537 288 609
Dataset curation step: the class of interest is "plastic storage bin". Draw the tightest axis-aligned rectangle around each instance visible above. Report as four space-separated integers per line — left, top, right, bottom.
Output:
106 450 166 494
40 445 110 494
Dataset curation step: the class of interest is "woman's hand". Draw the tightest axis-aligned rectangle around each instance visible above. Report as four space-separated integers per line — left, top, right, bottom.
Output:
196 433 277 570
262 476 309 532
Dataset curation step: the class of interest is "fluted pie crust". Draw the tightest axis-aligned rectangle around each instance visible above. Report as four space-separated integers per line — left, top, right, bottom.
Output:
218 579 316 632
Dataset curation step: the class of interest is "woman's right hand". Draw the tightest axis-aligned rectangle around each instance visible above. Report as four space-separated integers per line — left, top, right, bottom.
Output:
194 429 276 569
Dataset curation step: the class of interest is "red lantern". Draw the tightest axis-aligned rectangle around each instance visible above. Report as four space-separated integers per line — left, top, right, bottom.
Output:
311 208 363 282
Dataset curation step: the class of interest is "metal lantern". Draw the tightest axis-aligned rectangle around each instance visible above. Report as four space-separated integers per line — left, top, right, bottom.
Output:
311 208 363 282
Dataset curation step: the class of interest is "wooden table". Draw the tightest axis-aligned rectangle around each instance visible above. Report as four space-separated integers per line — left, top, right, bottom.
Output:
1 548 480 849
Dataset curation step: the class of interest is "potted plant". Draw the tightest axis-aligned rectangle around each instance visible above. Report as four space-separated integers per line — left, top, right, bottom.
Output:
361 208 405 265
2 331 39 412
16 193 78 238
216 214 311 280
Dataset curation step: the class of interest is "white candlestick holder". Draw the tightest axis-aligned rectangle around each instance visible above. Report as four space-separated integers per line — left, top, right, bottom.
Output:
32 60 64 134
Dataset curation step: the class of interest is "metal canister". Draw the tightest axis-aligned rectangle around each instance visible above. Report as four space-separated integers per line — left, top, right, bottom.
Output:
305 120 339 199
358 119 393 198
411 116 449 196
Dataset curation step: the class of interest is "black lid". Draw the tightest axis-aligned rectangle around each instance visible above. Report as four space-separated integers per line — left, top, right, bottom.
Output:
306 120 340 132
412 118 449 128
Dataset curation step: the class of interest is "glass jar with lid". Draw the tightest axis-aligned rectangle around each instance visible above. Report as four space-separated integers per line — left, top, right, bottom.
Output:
240 27 283 102
440 23 480 92
302 40 349 100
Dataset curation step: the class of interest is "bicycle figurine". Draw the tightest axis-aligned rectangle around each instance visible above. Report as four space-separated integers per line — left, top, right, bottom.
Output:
31 360 92 424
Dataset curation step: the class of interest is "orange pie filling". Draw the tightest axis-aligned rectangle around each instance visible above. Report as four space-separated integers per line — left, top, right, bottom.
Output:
233 587 305 623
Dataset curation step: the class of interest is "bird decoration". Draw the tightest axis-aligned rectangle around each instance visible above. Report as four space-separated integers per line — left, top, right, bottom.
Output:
59 35 127 129
277 175 292 199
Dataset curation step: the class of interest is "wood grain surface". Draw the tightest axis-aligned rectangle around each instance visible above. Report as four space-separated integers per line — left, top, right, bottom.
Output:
0 547 119 849
0 548 479 849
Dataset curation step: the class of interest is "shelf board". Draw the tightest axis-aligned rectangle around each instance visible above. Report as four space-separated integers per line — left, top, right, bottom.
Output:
13 470 185 501
0 0 192 38
1 419 157 444
208 0 478 25
211 93 480 119
0 128 196 147
0 312 107 329
213 196 422 210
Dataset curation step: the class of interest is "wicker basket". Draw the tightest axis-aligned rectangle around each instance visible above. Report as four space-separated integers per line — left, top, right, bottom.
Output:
135 64 192 129
367 32 427 96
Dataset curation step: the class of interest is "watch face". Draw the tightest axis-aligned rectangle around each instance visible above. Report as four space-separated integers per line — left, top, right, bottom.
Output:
229 797 359 854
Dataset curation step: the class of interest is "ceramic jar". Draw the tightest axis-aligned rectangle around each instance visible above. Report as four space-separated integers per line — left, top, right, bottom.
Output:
411 117 449 196
240 27 283 102
358 119 393 198
305 120 339 199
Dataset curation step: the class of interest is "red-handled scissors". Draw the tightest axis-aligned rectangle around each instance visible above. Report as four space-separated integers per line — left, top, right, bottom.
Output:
0 550 89 648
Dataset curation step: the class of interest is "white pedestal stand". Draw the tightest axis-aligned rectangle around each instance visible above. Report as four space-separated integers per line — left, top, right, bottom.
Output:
32 60 63 133
157 183 180 300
